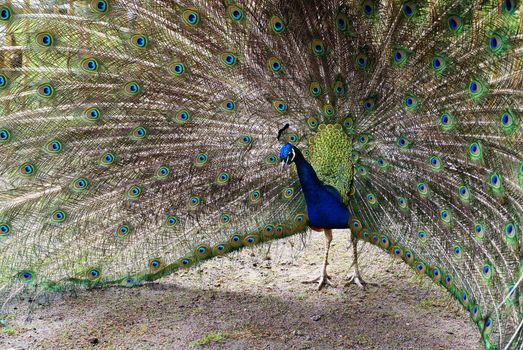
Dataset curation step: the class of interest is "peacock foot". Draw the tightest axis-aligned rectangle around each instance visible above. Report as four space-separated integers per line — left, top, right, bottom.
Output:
302 271 335 290
345 272 373 289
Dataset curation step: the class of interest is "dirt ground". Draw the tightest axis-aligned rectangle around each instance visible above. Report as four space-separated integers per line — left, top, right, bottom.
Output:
1 230 483 350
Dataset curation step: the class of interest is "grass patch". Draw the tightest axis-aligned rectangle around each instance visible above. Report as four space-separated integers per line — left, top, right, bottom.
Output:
0 313 14 321
190 330 229 347
2 328 17 336
418 298 435 308
293 293 307 300
417 297 448 311
355 334 373 346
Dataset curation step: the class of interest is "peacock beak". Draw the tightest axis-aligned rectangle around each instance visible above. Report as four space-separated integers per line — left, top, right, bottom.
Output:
280 159 288 172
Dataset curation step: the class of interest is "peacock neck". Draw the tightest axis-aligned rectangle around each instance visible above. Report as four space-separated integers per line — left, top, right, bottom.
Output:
293 148 321 193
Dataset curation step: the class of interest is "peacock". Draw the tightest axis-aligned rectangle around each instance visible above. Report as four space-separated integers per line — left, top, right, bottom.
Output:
0 0 521 349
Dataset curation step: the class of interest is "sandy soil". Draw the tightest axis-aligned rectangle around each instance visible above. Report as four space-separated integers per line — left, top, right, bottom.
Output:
1 230 483 350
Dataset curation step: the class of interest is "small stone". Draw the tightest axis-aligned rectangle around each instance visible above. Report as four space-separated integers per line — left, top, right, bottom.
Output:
89 338 99 344
311 315 322 321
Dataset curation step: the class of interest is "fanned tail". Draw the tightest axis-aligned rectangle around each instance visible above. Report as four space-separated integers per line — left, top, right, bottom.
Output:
347 1 523 348
0 1 314 294
0 1 522 349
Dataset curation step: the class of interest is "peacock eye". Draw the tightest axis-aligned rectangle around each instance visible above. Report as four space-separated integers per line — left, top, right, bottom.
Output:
175 64 183 74
88 269 100 279
81 58 99 72
362 1 375 16
125 82 140 95
0 224 10 234
19 163 35 176
130 126 147 140
128 185 142 199
0 74 7 89
363 97 377 112
195 152 208 166
116 224 131 238
355 54 368 70
0 5 12 21
220 213 231 224
182 9 200 26
130 34 147 48
335 15 348 32
448 15 463 32
36 33 54 47
310 39 325 56
83 107 100 122
41 139 61 155
429 155 442 171
333 81 345 96
504 0 516 13
393 49 407 64
38 83 55 97
269 16 285 33
166 215 178 227
189 196 201 208
221 52 238 66
505 223 516 237
402 2 416 17
157 165 170 178
239 135 252 146
470 81 479 93
267 57 283 74
309 81 322 97
417 182 428 196
219 98 238 113
90 0 108 13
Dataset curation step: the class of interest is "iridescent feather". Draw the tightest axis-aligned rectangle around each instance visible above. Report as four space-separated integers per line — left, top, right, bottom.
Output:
0 1 522 349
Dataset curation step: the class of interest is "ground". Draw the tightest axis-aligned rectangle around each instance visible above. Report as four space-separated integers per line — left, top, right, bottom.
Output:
1 230 482 350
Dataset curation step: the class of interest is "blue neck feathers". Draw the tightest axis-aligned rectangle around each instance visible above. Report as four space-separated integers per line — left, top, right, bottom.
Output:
291 146 350 229
292 148 321 194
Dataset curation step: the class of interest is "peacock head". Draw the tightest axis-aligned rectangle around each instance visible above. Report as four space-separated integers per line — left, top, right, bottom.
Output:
279 143 296 171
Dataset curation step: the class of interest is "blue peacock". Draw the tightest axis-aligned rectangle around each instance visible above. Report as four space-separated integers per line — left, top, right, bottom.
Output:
0 1 522 349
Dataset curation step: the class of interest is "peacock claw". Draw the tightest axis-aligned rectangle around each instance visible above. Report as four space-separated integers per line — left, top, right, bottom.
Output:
345 273 371 289
303 272 335 290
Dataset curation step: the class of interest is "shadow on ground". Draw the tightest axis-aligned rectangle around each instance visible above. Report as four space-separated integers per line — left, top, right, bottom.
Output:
1 231 482 350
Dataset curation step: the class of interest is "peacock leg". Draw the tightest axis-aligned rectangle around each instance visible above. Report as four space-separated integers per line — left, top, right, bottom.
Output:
346 235 368 288
303 229 335 290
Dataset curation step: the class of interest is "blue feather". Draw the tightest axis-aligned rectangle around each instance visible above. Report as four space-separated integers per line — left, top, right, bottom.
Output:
292 147 350 229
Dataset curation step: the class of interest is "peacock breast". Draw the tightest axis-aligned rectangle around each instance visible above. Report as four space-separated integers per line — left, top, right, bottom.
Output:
307 123 354 205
